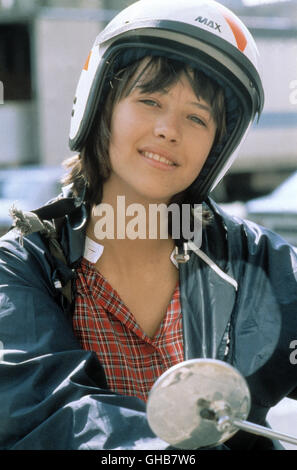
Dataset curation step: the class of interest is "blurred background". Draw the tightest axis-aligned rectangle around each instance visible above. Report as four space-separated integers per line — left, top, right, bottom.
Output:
0 0 296 448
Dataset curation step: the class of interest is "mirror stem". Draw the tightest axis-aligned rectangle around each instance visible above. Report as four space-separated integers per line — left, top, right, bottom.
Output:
232 419 297 446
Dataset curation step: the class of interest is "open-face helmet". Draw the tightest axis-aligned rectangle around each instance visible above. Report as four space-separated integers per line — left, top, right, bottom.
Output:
69 0 264 202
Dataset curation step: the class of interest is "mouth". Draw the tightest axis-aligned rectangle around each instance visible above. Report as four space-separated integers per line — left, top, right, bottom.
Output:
139 150 178 167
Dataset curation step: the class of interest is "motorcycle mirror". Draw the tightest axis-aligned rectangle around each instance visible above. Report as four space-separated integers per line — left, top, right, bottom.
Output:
147 358 297 449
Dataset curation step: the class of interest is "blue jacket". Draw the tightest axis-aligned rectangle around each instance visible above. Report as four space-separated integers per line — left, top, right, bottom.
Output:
0 195 296 450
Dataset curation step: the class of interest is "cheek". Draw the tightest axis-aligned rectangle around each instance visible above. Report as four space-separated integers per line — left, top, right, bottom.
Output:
110 116 139 157
110 100 141 133
109 118 136 170
187 135 215 170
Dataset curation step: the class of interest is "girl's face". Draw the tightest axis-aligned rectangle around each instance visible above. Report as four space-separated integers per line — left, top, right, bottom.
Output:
106 71 217 204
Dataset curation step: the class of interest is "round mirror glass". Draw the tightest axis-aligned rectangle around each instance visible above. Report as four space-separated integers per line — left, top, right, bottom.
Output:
147 358 251 449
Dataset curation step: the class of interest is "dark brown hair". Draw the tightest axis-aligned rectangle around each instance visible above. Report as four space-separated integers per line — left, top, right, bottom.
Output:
63 55 226 209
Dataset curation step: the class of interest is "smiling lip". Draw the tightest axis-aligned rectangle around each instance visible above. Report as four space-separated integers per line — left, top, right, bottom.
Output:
139 148 178 169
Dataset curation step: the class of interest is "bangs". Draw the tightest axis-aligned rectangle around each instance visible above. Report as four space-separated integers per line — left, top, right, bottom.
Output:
125 56 185 96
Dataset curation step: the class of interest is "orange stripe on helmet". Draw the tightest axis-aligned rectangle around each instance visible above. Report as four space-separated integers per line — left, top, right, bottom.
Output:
223 13 247 52
83 51 92 71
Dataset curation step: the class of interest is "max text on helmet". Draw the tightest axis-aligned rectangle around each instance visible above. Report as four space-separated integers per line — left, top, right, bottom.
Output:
195 16 222 33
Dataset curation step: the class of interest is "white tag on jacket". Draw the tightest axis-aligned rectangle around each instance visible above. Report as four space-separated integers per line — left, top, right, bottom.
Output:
84 236 104 263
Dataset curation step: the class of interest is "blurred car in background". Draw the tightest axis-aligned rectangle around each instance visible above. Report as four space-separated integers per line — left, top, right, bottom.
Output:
246 170 297 246
0 165 64 237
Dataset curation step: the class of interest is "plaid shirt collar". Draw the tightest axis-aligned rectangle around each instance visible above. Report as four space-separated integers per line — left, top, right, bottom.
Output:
83 236 179 269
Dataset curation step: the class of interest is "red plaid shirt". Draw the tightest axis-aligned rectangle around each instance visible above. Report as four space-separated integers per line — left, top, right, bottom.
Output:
73 257 184 402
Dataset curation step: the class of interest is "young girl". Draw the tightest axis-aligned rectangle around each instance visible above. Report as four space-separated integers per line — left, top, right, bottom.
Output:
67 55 226 403
0 0 296 451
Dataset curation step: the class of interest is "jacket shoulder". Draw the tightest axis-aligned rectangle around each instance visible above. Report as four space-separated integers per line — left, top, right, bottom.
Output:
0 228 55 291
208 197 297 260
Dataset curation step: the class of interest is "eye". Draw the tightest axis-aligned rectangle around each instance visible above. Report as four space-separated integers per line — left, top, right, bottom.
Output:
139 99 159 107
188 115 206 126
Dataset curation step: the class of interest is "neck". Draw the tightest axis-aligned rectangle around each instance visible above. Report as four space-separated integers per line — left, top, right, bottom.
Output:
87 185 175 271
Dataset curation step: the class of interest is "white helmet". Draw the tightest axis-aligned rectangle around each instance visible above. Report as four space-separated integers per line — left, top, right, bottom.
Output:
69 0 264 201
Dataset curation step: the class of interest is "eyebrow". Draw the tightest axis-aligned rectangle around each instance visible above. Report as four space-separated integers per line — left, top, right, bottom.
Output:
188 101 211 113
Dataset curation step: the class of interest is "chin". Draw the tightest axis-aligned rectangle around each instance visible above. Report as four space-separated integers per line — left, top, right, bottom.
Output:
141 192 174 204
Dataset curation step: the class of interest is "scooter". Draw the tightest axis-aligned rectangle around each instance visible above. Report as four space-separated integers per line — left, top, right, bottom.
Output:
146 358 297 449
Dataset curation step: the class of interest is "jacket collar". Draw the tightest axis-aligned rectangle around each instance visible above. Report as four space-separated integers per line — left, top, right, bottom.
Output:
32 184 89 266
60 185 89 265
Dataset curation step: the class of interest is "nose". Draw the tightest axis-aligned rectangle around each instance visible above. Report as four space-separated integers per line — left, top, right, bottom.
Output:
153 112 181 143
